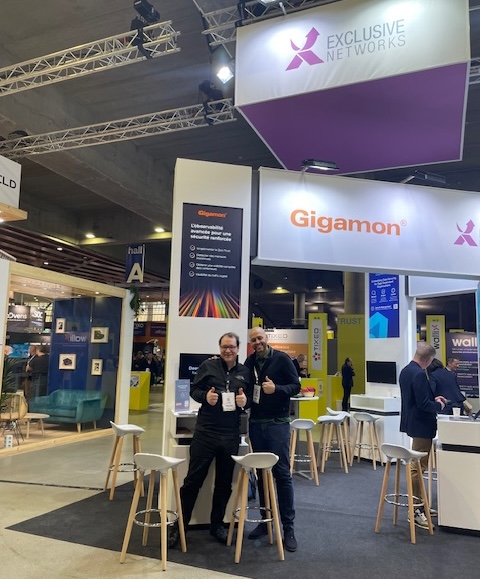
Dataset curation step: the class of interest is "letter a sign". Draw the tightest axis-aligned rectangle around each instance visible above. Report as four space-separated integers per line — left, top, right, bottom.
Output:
126 244 145 283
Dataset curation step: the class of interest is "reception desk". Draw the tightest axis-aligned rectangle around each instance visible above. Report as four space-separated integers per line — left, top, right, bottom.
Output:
437 416 480 532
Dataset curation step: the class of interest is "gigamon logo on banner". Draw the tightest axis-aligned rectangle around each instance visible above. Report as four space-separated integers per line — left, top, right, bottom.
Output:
286 28 323 70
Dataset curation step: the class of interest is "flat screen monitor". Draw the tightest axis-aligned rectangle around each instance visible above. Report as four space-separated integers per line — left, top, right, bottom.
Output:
366 360 397 385
6 343 31 359
178 353 213 382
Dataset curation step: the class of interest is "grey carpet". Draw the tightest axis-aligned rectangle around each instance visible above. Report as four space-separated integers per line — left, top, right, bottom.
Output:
6 459 479 579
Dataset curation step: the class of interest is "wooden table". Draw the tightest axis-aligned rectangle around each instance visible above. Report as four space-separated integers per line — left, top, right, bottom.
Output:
24 413 50 438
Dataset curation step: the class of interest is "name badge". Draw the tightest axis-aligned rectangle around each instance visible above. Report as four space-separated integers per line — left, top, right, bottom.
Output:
222 391 236 412
253 383 261 404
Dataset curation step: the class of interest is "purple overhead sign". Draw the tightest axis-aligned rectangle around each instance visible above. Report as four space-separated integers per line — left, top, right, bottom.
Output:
235 0 470 174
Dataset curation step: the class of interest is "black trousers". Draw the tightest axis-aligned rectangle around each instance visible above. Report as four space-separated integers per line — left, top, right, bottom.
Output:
180 429 239 527
342 384 352 411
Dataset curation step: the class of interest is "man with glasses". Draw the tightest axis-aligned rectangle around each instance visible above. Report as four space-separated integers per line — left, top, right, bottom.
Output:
180 332 251 544
245 327 301 552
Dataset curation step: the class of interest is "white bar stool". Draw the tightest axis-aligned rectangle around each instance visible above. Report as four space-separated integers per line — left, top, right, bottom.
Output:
326 407 352 464
289 418 319 485
120 453 187 571
375 443 434 544
104 421 145 500
316 414 349 474
350 412 383 469
227 452 284 564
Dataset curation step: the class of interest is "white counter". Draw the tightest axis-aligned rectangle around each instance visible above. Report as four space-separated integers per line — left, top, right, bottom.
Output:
437 416 480 532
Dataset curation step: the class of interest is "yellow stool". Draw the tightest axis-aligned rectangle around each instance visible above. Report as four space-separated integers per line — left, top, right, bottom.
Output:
120 453 187 571
375 443 434 544
104 421 145 500
227 452 284 564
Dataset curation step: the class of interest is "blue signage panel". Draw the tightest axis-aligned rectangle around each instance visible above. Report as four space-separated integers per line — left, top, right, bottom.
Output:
369 274 400 338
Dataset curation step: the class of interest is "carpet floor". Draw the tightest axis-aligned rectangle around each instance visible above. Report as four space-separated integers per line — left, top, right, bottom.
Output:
7 459 479 579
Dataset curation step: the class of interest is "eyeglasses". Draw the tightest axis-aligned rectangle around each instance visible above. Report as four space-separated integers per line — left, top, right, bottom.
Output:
220 345 238 351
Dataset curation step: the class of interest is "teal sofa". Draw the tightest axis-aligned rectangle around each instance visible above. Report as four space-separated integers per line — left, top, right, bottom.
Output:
29 389 107 433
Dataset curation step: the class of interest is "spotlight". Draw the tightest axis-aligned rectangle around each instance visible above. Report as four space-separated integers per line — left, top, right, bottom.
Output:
301 159 339 172
216 64 234 84
133 0 160 24
199 80 225 124
400 170 446 186
131 0 161 59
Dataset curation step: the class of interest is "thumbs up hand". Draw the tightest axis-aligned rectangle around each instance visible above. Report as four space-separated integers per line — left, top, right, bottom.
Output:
206 386 218 406
236 387 247 409
262 375 275 395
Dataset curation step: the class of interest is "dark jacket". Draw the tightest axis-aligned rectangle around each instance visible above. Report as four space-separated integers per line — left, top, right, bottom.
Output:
191 357 251 435
429 367 465 415
399 360 442 438
244 348 300 421
341 364 355 388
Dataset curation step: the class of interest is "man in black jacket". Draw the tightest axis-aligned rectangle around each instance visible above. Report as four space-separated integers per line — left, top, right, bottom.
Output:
180 332 250 544
244 327 301 552
399 342 446 529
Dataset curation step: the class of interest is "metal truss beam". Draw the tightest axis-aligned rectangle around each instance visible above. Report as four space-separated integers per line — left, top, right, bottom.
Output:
0 100 236 159
200 1 337 47
0 21 180 97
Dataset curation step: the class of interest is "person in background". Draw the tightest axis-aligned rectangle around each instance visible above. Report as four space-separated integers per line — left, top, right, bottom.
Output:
244 327 300 553
399 342 446 529
142 351 159 386
292 353 308 378
26 345 49 398
180 332 250 544
341 357 355 411
131 350 145 371
427 357 467 415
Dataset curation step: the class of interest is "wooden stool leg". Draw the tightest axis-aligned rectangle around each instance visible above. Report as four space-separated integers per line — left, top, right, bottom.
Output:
142 469 156 546
234 468 249 563
375 460 391 533
369 424 377 470
109 436 124 500
227 468 243 546
120 471 144 562
289 429 297 475
133 436 144 497
417 459 434 535
267 471 285 561
350 422 359 466
337 425 349 473
343 419 351 464
104 435 119 492
357 422 364 463
393 459 401 525
307 431 319 485
160 471 168 571
263 469 273 544
373 424 384 466
405 461 416 544
172 469 187 553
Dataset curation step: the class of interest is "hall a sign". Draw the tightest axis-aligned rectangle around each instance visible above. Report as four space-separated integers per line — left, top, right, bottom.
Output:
126 243 145 283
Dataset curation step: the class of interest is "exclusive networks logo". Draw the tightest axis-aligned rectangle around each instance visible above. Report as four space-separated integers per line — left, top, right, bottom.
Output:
286 28 323 70
454 220 477 246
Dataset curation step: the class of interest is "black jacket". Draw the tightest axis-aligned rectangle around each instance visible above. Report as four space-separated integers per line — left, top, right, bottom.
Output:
191 357 251 435
244 348 300 421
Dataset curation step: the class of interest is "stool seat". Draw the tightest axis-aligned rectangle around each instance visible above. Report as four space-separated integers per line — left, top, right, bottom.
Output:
317 414 349 473
289 419 319 485
326 408 352 464
228 452 284 564
120 453 187 571
350 412 383 470
111 423 145 437
326 407 351 419
375 443 434 544
104 421 145 501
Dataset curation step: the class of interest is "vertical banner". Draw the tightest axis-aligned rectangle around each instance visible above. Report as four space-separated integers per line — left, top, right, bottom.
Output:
126 243 145 283
0 154 22 207
426 315 446 364
308 313 328 395
369 273 400 338
179 203 243 318
447 332 479 398
337 315 365 395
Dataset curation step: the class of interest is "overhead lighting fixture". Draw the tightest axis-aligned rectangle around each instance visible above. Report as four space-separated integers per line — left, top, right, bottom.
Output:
133 0 160 24
216 64 234 84
302 159 339 172
56 247 63 251
400 170 446 186
85 232 95 239
259 0 287 15
154 226 165 233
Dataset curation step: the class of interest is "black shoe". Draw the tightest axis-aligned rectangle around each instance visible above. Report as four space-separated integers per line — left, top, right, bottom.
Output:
210 525 228 544
248 522 268 539
283 532 297 552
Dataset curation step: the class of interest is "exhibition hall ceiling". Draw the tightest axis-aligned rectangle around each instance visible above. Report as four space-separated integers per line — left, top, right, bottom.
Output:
1 0 480 328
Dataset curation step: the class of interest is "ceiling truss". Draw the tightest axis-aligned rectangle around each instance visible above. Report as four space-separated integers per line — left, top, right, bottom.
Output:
0 21 180 97
0 99 236 158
